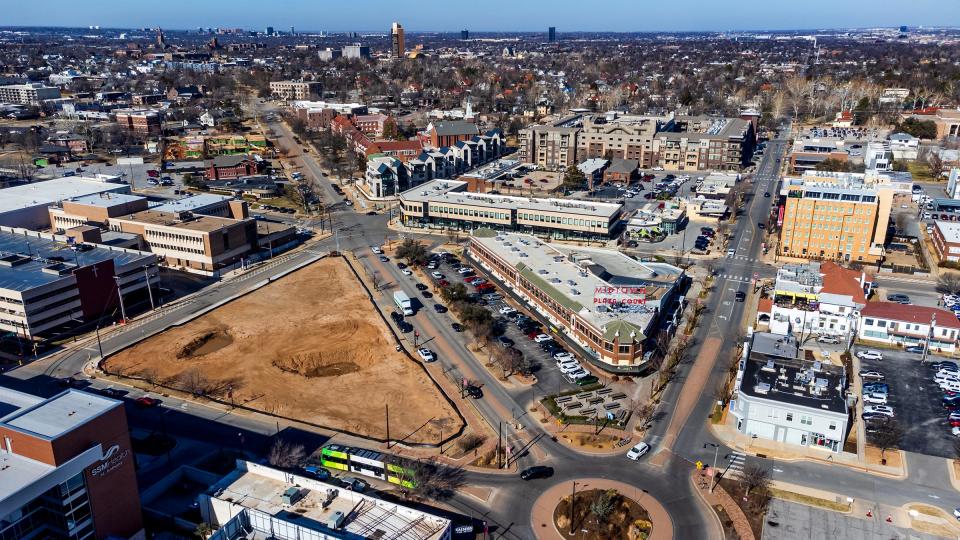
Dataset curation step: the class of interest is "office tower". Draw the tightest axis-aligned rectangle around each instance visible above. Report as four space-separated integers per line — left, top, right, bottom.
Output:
548 26 556 42
391 22 405 58
461 29 469 40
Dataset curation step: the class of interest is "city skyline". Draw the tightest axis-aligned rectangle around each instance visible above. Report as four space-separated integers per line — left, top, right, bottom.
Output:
5 0 959 33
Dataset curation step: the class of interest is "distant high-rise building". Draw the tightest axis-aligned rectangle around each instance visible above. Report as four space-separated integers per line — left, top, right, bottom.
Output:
266 26 274 36
391 21 405 58
343 43 371 60
290 26 295 35
899 25 909 33
156 27 166 48
461 29 469 40
548 26 556 42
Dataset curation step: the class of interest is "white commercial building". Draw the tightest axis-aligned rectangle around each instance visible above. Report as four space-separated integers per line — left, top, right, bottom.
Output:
201 460 452 540
730 332 849 453
0 83 61 105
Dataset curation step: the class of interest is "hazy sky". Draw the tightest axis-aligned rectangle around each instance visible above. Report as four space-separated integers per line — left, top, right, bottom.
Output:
7 0 960 32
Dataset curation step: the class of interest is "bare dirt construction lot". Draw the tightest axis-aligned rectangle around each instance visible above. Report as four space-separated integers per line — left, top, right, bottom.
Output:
104 257 463 444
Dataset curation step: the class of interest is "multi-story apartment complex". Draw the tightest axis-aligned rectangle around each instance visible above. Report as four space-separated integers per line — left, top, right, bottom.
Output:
342 43 371 59
469 231 684 372
200 461 452 540
422 120 479 148
519 111 755 172
400 179 624 239
730 332 848 453
0 227 158 338
269 80 322 101
0 387 144 540
391 22 406 58
777 173 895 263
757 261 870 343
114 108 161 135
0 82 61 105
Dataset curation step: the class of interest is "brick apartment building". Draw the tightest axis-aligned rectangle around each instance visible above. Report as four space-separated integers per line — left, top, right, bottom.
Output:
206 154 259 180
932 220 960 263
423 120 479 148
114 108 161 135
0 387 144 540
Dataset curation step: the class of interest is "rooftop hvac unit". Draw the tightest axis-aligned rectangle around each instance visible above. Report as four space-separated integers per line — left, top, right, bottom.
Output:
754 382 771 394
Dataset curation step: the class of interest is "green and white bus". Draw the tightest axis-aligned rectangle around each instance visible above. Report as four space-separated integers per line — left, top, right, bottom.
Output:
319 444 416 488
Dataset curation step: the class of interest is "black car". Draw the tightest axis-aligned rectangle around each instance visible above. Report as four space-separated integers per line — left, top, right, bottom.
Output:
465 385 483 399
390 311 403 322
422 291 433 299
497 336 515 348
451 322 464 332
415 283 428 291
757 223 765 229
397 262 407 269
735 291 746 302
433 304 448 313
366 210 377 216
700 227 715 235
398 322 413 333
764 192 771 198
520 466 554 480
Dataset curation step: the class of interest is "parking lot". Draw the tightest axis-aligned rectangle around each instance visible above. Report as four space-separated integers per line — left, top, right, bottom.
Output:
432 257 582 395
856 346 958 458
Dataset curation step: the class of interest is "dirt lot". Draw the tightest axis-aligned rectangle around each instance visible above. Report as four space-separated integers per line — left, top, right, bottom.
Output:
104 257 462 444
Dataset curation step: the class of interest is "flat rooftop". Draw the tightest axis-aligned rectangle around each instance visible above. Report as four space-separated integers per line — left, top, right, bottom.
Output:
2 389 119 439
0 387 44 420
0 177 130 214
472 231 683 339
740 347 847 415
150 194 233 214
0 227 155 292
209 463 450 540
63 192 145 209
402 179 622 219
116 210 239 232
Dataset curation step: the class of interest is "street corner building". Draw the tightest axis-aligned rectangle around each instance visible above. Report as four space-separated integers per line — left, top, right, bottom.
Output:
467 230 686 373
0 387 144 539
730 332 849 452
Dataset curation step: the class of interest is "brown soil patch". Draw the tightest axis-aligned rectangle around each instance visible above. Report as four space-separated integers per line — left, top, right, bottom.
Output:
558 432 621 450
553 488 651 540
864 446 903 469
104 257 462 444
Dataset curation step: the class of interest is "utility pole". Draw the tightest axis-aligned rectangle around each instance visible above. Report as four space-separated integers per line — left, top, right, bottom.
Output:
144 267 155 310
385 404 391 449
497 421 502 469
921 312 937 364
114 277 127 323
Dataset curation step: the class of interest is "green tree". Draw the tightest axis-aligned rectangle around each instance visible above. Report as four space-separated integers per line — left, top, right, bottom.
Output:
562 165 586 190
893 118 937 139
382 118 401 140
395 239 429 266
440 282 469 304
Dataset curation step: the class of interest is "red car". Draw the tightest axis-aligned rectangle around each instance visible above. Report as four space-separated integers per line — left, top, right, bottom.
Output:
438 279 450 287
475 284 494 293
527 330 540 340
135 396 160 408
950 419 960 427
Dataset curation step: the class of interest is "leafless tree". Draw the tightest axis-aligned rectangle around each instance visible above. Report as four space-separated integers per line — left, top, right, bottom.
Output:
456 433 486 453
267 438 307 469
937 273 960 296
868 418 903 461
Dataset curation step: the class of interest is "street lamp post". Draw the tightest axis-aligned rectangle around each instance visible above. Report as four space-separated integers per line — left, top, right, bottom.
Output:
921 312 937 364
569 480 578 536
114 276 127 323
704 442 720 492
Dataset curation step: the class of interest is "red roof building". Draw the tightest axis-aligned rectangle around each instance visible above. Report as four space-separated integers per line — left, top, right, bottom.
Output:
859 302 960 352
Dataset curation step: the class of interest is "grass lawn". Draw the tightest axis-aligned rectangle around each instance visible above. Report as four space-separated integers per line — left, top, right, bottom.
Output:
769 487 851 512
907 161 936 182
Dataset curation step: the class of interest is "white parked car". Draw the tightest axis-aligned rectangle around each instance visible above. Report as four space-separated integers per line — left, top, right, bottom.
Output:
401 269 413 276
534 334 553 343
457 267 474 275
371 246 382 254
417 348 435 362
856 350 883 361
499 306 516 315
863 405 894 417
626 442 650 460
862 393 888 405
553 352 574 362
430 271 444 280
953 427 960 438
558 362 583 374
566 368 589 380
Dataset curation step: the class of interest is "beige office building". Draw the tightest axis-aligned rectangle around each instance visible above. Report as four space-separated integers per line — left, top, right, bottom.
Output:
391 22 405 58
778 175 893 263
517 124 581 170
399 179 623 239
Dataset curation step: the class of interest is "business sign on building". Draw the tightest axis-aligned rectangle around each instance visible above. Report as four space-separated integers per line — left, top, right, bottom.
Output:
593 285 646 306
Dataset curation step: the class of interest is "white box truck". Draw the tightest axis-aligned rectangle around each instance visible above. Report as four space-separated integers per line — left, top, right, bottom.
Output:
394 291 414 316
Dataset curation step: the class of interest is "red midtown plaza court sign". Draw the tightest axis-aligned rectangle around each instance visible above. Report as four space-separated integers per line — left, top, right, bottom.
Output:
593 286 647 306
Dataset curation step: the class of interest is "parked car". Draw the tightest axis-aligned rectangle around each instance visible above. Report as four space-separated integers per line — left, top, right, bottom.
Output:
451 323 464 332
465 385 483 399
859 370 885 380
576 375 600 386
856 350 883 361
558 361 584 374
863 393 888 405
626 442 651 460
905 345 925 354
886 293 911 304
417 348 436 362
863 405 894 417
520 466 554 480
401 269 413 276
499 306 517 315
863 383 889 395
430 271 444 280
497 336 515 348
534 334 553 343
735 291 746 302
415 283 428 291
817 335 841 344
433 304 448 313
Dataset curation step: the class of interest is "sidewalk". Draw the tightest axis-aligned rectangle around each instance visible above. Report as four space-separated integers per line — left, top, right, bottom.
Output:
709 412 907 479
